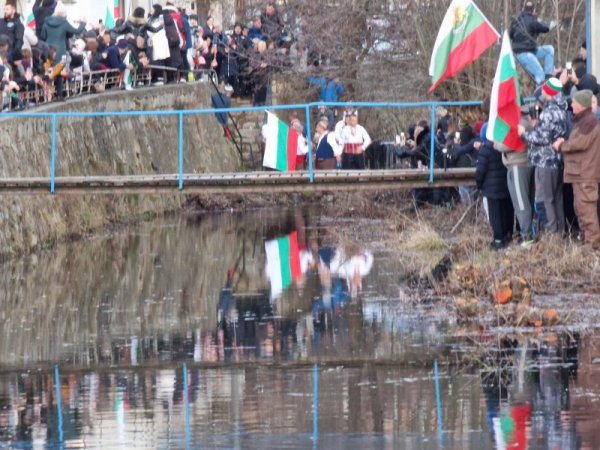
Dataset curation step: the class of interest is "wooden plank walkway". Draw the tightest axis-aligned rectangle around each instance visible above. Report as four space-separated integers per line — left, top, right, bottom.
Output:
0 169 476 195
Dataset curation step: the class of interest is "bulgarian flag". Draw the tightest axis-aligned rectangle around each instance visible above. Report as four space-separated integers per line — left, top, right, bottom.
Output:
262 111 301 171
26 11 35 29
429 0 499 93
487 31 525 151
105 0 120 29
265 232 302 299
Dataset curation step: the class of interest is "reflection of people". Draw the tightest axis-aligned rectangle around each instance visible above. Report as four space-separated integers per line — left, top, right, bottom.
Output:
485 333 581 450
329 247 374 297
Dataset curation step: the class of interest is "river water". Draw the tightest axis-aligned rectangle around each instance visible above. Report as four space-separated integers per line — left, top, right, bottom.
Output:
0 208 599 449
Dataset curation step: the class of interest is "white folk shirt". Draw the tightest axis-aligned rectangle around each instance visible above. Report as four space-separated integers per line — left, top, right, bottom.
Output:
339 124 372 154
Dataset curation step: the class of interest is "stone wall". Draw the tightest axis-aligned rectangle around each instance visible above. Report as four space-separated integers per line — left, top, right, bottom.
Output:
0 82 241 258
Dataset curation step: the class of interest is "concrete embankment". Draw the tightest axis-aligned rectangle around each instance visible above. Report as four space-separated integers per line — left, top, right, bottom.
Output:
0 82 241 257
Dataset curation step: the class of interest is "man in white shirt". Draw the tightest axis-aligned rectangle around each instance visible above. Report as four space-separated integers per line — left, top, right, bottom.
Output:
339 111 371 169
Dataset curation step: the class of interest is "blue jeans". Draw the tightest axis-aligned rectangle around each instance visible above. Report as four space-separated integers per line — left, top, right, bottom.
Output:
516 45 555 86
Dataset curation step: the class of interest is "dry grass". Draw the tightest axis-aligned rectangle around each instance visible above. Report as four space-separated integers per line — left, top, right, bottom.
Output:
390 201 600 297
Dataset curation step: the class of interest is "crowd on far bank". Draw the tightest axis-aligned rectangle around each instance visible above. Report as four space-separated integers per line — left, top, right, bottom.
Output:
0 0 303 109
280 1 600 251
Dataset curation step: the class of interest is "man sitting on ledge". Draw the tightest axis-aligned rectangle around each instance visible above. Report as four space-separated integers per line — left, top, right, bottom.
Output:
509 1 555 87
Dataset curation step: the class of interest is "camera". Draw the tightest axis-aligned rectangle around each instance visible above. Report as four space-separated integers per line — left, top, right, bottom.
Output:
566 61 573 76
528 104 542 119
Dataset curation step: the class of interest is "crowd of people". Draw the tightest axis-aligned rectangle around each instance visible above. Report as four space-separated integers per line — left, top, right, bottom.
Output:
286 1 600 251
0 0 300 109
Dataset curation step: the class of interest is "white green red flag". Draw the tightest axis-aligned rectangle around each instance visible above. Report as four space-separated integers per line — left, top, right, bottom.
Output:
265 232 302 299
487 31 525 151
26 11 35 29
429 0 499 93
105 0 120 29
262 111 301 171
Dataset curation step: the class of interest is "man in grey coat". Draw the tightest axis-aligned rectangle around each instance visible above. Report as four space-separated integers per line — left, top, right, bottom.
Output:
496 106 534 246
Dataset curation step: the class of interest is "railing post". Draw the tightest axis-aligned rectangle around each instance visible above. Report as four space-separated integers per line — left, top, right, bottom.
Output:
50 114 57 193
312 364 319 447
429 103 436 185
178 112 184 190
305 105 314 183
434 359 443 443
54 365 64 447
183 363 191 450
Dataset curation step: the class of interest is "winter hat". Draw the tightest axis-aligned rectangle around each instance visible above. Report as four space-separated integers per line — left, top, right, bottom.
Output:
117 39 129 49
132 7 145 19
573 89 593 109
542 77 562 97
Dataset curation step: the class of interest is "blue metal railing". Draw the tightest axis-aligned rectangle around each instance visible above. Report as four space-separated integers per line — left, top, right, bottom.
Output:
1 100 490 193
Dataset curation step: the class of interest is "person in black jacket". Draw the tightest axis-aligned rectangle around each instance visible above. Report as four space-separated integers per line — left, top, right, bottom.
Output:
509 1 555 87
476 124 515 250
218 36 239 97
450 125 481 204
0 2 24 57
162 6 182 83
33 0 56 39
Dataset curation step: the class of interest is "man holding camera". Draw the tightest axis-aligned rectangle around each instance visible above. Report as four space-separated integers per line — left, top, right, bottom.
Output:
510 1 555 87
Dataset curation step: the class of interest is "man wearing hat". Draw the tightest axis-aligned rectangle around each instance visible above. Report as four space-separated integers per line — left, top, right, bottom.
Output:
103 39 135 90
519 77 569 235
553 90 600 248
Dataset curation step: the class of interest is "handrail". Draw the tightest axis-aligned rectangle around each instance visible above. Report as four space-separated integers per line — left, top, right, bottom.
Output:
0 99 490 192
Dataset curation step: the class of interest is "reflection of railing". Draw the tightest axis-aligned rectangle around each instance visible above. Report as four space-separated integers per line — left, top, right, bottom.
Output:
0 100 484 193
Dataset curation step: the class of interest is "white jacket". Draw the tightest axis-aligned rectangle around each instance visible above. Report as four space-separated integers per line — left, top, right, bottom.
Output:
147 17 170 61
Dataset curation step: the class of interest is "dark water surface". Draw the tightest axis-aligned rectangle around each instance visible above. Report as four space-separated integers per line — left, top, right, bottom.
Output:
1 209 599 449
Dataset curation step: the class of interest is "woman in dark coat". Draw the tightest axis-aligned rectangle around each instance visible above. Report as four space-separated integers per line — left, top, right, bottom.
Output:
162 7 182 82
218 36 240 96
476 123 515 249
40 5 86 63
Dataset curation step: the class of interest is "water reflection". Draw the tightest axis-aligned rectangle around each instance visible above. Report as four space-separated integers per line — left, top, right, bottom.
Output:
1 209 600 448
0 334 599 449
0 208 430 369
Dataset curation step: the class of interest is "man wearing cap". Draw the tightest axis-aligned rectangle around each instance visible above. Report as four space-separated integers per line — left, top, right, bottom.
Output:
509 1 555 87
339 111 371 170
104 39 135 90
553 90 600 248
518 77 569 235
